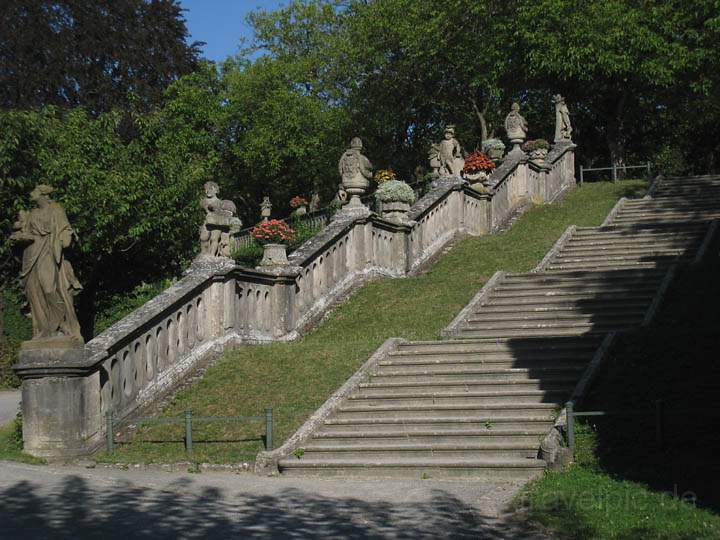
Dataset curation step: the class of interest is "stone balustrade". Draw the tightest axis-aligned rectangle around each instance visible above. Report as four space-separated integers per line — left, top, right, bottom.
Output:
15 143 576 458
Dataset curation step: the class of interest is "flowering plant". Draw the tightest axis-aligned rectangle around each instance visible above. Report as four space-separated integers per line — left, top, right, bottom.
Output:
463 150 496 173
289 196 309 208
375 179 416 204
522 139 550 152
250 219 295 244
374 169 396 183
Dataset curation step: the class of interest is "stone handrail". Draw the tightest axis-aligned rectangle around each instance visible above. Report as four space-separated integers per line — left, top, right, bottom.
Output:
15 143 577 458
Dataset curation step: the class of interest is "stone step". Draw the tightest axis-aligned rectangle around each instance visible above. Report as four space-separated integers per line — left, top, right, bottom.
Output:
357 379 577 394
550 254 689 265
299 442 541 460
488 284 658 298
394 336 601 354
485 291 654 305
545 260 676 272
573 223 707 234
335 402 557 420
467 312 645 326
612 215 720 224
321 416 556 432
369 366 584 384
375 359 588 374
384 349 594 364
497 275 664 290
278 457 547 480
348 389 568 406
503 269 667 283
462 317 642 332
455 326 614 338
560 245 697 256
312 427 548 446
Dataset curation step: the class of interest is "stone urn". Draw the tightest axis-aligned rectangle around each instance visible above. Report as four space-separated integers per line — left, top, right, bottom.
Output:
382 201 411 223
529 148 548 163
259 243 289 266
463 170 489 183
293 205 308 217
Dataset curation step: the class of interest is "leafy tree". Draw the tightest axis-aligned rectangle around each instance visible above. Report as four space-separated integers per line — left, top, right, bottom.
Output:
0 0 201 113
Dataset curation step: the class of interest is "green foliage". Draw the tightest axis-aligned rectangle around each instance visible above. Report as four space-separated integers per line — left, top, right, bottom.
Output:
0 415 45 465
233 221 323 268
375 180 417 204
0 288 31 388
523 139 550 152
482 139 506 153
94 279 174 335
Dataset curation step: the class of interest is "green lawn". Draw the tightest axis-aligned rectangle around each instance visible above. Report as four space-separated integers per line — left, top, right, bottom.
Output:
519 214 720 538
97 180 647 464
0 417 45 465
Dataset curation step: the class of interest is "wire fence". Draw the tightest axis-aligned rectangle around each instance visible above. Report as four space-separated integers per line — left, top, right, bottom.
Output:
579 162 652 184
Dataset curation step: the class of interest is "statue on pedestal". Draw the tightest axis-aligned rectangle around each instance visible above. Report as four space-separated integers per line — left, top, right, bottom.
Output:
10 185 83 346
199 182 242 258
338 137 373 208
505 103 528 152
436 125 465 177
553 94 572 142
309 192 321 213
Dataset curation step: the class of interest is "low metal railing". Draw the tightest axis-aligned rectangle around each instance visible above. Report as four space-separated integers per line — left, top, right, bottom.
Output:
104 408 273 455
579 162 652 184
565 400 710 455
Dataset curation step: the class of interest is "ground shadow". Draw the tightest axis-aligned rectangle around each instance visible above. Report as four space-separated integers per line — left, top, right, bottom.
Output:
0 474 544 540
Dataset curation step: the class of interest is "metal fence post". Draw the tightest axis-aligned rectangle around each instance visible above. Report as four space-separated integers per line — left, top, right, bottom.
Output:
265 408 273 451
566 401 575 455
611 163 618 182
655 399 664 449
646 161 652 178
185 410 193 455
106 410 114 453
579 166 584 186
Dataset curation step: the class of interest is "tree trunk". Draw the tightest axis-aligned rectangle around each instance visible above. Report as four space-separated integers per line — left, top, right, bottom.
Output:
470 98 488 143
606 90 629 175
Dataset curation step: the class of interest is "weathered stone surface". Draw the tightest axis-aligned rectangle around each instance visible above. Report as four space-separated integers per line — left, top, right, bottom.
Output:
504 103 528 152
338 137 373 208
10 184 83 344
199 181 242 259
553 94 572 142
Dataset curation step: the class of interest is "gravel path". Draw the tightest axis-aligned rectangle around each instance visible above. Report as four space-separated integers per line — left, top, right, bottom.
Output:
0 461 548 539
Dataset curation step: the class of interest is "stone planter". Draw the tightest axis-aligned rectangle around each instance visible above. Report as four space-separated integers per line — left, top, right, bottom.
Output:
381 201 411 223
342 175 370 208
293 205 307 217
259 243 289 266
529 148 548 163
463 170 489 183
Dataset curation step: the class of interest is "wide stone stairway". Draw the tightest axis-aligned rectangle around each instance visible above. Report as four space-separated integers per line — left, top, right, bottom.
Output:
278 175 720 478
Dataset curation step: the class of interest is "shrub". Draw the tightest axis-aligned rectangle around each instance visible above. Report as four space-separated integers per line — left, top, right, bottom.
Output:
481 138 505 153
289 196 309 208
375 179 416 204
523 139 551 152
374 169 396 183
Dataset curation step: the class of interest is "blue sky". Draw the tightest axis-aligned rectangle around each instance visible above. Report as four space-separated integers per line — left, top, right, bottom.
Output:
180 0 286 62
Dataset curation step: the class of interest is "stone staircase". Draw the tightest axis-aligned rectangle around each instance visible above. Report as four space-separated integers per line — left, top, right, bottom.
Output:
278 175 719 479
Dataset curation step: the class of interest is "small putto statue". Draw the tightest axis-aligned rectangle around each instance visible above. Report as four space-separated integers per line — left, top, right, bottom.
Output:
505 102 529 152
553 94 572 142
10 185 83 346
338 137 373 208
437 125 465 177
199 181 242 258
260 196 272 222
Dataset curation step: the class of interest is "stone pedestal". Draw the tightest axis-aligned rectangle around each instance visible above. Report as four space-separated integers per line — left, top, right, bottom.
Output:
343 177 369 208
259 243 289 267
14 344 100 458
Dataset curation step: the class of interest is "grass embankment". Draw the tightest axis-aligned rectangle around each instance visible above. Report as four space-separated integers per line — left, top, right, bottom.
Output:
521 226 720 537
0 417 45 465
97 180 647 464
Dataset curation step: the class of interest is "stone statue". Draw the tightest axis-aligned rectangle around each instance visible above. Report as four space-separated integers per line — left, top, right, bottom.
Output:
332 184 348 206
260 196 272 222
553 94 572 142
199 182 242 258
428 144 442 177
9 185 83 345
309 192 321 212
338 137 373 208
436 125 465 177
505 102 528 152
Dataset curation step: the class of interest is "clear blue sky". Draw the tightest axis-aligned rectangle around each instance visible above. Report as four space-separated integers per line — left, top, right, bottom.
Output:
180 0 286 62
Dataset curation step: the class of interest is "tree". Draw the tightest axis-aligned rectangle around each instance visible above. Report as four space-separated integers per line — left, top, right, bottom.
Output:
0 0 201 113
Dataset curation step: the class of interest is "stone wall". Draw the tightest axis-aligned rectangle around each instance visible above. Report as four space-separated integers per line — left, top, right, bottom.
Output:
14 143 576 458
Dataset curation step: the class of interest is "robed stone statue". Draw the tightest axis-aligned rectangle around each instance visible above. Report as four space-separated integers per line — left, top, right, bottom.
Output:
553 94 573 142
10 185 83 345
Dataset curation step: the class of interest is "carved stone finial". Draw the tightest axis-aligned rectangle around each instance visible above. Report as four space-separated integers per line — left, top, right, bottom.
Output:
260 196 272 222
198 182 242 259
505 102 529 153
553 94 572 142
10 185 83 347
338 137 373 208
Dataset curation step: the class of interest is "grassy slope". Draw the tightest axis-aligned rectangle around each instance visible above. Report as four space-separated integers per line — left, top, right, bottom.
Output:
99 180 647 464
521 218 720 537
